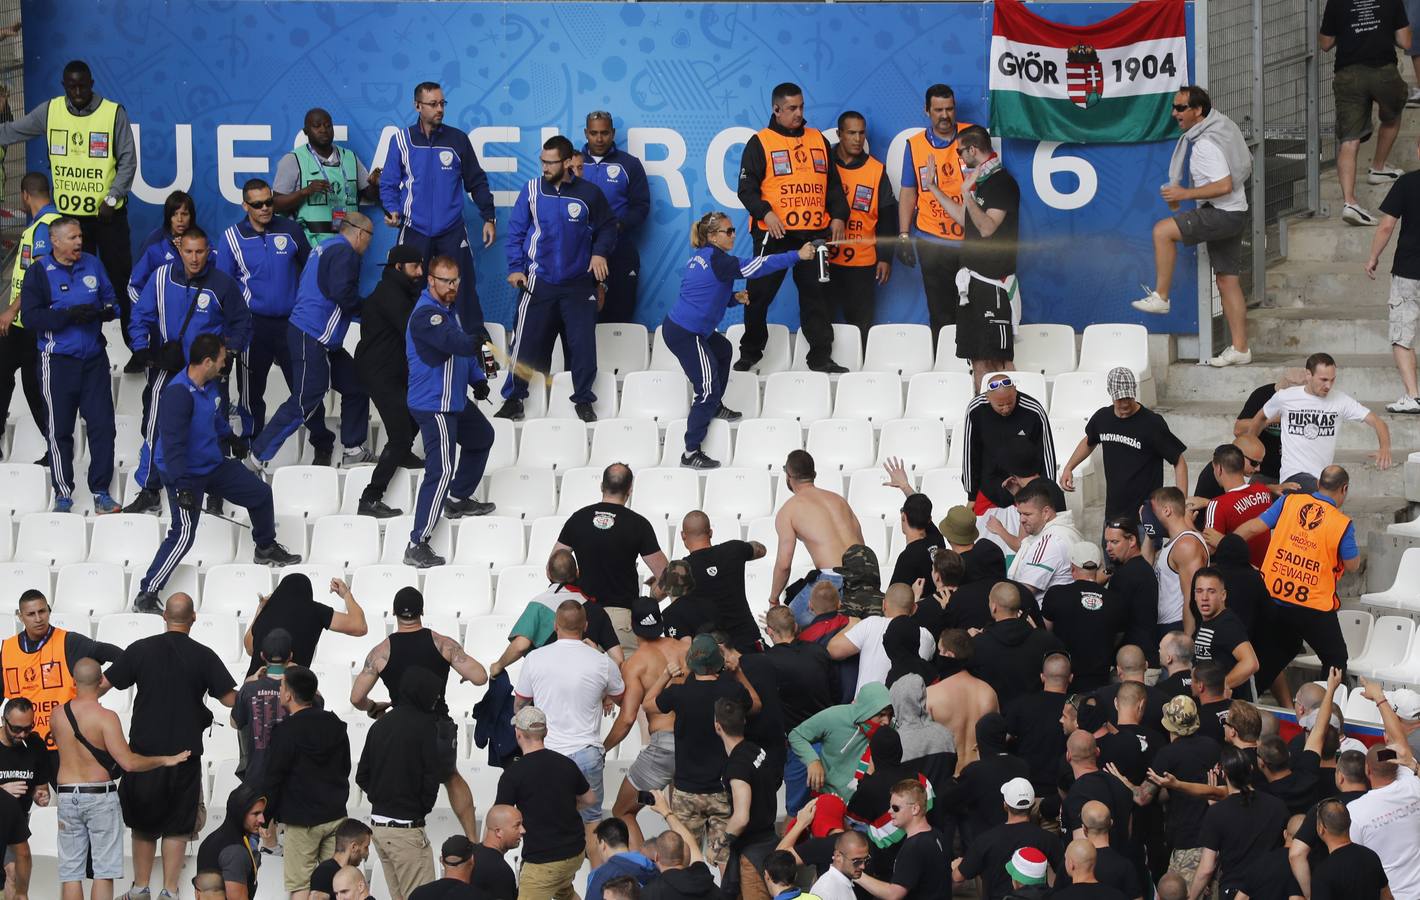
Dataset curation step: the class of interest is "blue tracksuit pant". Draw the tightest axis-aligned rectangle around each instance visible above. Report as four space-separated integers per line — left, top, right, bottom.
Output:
139 459 276 593
409 406 494 546
501 280 598 404
251 325 368 462
398 224 485 337
661 318 730 453
39 351 115 500
237 313 336 445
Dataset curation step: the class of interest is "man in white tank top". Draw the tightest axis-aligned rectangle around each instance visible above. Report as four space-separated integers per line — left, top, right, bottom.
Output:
1148 486 1208 636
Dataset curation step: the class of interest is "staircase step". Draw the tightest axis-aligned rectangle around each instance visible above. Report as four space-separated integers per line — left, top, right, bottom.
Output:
1160 353 1406 403
1246 305 1388 354
1287 219 1397 261
1265 261 1389 307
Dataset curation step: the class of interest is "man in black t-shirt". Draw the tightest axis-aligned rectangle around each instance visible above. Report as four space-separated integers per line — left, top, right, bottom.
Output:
1310 797 1389 900
679 511 766 653
0 698 49 814
1190 661 1233 745
104 594 237 900
1126 695 1222 888
1102 517 1160 666
1321 0 1411 226
1062 731 1132 850
715 698 780 894
409 835 495 900
952 777 1064 900
857 779 951 899
308 818 372 900
1289 749 1369 894
1004 653 1071 822
889 492 946 590
556 463 669 651
495 707 597 898
232 628 291 785
472 805 523 900
1368 162 1420 412
1190 568 1259 699
1053 801 1141 899
245 572 369 677
1042 543 1124 692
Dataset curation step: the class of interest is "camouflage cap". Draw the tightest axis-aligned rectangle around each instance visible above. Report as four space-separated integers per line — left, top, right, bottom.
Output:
1161 694 1200 736
659 559 696 599
687 634 725 675
836 544 884 619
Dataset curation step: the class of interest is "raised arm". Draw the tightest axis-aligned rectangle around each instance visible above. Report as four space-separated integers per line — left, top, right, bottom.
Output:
328 579 368 636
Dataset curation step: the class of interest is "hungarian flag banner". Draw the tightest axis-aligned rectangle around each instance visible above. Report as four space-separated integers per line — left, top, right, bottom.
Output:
989 0 1189 144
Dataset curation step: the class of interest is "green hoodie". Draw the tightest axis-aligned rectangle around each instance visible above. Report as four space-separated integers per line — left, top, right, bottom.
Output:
787 682 892 800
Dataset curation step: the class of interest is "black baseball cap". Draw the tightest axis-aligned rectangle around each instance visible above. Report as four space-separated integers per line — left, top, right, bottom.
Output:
440 835 475 865
631 597 666 639
384 244 423 267
260 628 292 663
392 586 424 620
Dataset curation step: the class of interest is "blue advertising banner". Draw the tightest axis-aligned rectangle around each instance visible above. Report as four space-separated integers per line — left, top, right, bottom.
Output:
19 0 1197 334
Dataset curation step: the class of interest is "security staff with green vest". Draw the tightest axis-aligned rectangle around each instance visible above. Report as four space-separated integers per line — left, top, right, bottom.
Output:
0 60 137 355
0 173 58 456
272 107 382 247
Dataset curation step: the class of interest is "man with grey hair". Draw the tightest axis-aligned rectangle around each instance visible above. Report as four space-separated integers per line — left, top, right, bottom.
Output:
580 110 649 323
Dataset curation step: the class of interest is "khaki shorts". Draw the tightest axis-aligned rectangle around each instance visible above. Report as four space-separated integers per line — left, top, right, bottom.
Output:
283 817 344 892
606 607 639 653
1334 63 1408 142
518 851 584 900
372 824 435 900
1391 275 1420 348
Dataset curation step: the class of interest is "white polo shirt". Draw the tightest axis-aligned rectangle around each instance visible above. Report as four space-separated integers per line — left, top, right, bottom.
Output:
514 638 624 755
1349 766 1420 899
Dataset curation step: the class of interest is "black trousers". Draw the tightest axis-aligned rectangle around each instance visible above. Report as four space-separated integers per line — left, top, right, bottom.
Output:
597 240 640 323
0 326 45 445
77 208 135 348
1256 602 1349 690
359 366 416 504
741 229 834 368
916 237 962 340
827 263 877 348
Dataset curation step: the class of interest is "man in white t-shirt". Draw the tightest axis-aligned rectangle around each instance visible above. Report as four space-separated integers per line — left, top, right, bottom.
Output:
1007 479 1082 601
514 599 625 861
1246 351 1391 490
1133 86 1255 369
1349 742 1420 898
828 584 933 697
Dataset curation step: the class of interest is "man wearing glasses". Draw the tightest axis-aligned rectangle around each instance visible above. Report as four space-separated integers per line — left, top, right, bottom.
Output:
809 830 870 899
247 212 374 469
379 82 498 344
1198 443 1274 566
499 135 617 423
0 697 46 898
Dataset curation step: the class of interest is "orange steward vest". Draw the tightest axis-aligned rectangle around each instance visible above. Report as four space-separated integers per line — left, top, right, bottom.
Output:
757 127 830 231
2 627 73 749
831 155 883 267
907 125 974 242
1260 494 1350 612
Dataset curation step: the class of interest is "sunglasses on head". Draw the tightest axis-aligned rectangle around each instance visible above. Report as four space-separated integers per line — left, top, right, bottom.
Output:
1172 104 1192 112
987 376 1013 391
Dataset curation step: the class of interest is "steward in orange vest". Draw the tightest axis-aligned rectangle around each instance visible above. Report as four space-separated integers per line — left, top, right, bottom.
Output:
828 111 897 348
734 82 849 374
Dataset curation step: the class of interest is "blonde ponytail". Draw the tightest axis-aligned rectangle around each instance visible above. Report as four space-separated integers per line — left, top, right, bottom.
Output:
690 211 728 248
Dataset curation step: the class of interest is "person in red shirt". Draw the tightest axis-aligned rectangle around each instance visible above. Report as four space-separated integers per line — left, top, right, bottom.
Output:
1202 443 1275 566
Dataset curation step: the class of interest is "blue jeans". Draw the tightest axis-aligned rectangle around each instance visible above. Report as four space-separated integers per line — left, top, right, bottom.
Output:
783 740 822 818
789 571 843 629
569 745 606 823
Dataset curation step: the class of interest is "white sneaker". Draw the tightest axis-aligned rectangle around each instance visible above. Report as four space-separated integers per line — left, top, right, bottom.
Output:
1131 290 1170 314
1368 166 1405 184
1409 88 1420 108
1388 395 1420 414
1343 203 1379 226
1207 345 1253 367
342 445 377 465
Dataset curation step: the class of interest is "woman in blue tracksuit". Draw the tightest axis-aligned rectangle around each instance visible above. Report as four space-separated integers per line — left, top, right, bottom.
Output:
128 190 197 307
662 211 812 469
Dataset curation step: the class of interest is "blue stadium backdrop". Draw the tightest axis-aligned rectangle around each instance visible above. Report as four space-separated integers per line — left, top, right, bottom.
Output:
19 0 1198 333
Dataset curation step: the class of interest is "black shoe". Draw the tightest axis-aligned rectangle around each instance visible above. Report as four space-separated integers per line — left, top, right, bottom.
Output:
445 496 497 518
33 454 48 468
680 449 721 470
574 402 598 423
358 498 403 519
399 453 425 470
254 542 302 566
312 447 333 467
403 541 446 568
205 496 224 517
808 360 849 374
714 405 742 422
122 488 162 515
132 591 163 615
494 398 524 421
732 354 761 372
122 356 146 374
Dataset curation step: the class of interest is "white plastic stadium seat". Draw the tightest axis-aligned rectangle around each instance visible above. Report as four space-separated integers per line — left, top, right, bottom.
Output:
548 371 618 420
661 420 732 467
88 513 161 569
1343 690 1383 725
726 323 791 374
349 564 421 620
649 327 681 372
933 327 964 372
721 370 762 419
1078 323 1152 381
307 515 383 570
0 562 52 607
589 419 660 469
805 419 875 472
380 515 454 565
423 565 493 618
629 468 703 526
0 465 48 516
182 516 238 569
485 417 518 473
113 415 144 469
917 469 971 512
732 419 803 470
199 565 272 617
1049 371 1110 421
832 372 903 422
790 324 863 372
96 613 164 648
54 563 128 618
484 370 547 419
462 615 520 680
485 321 509 354
517 420 589 471
525 515 568 567
493 565 546 615
1296 610 1372 669
557 467 605 516
15 513 86 566
8 420 48 469
1349 615 1415 678
340 467 414 515
761 372 831 422
190 613 241 663
453 516 527 573
270 466 340 519
619 371 690 422
847 469 907 521
1361 548 1420 612
905 372 974 425
876 419 948 471
863 324 934 377
596 323 650 376
702 468 773 520
1014 324 1078 378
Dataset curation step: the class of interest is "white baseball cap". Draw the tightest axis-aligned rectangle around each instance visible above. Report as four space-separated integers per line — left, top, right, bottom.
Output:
1385 688 1420 719
1000 777 1036 810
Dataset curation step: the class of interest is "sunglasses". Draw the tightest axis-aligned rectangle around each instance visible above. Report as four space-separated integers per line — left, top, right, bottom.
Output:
1172 104 1192 112
5 722 32 735
837 853 869 866
1244 456 1262 467
714 228 736 237
350 225 373 237
889 803 916 812
987 376 1013 391
245 198 275 210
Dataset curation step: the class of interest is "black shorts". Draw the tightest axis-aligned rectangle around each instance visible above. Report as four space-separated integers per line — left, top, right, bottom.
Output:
956 276 1015 361
119 756 203 837
436 717 458 781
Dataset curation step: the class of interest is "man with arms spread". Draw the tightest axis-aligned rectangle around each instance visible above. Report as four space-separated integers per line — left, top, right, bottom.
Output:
772 450 866 625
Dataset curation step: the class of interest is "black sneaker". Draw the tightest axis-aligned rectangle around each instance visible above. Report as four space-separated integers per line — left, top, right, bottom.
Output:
574 402 598 423
399 453 425 470
732 354 761 372
33 454 48 468
808 360 849 375
358 498 403 519
122 356 147 374
205 495 224 517
680 449 721 470
122 488 162 515
403 541 446 568
714 405 742 422
312 447 334 467
445 496 496 518
133 591 163 614
254 542 301 566
494 398 524 421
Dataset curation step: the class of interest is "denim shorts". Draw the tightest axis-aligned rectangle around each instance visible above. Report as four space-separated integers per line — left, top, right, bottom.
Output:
789 571 843 628
58 786 124 882
568 745 605 824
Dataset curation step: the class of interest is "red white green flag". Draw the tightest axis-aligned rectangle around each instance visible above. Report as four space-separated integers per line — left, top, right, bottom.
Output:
989 0 1190 144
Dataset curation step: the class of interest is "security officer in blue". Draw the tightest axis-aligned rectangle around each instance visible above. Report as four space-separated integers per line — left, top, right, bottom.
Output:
403 255 496 568
581 111 650 323
18 216 120 513
248 211 374 468
497 135 617 423
124 226 253 514
133 333 300 614
0 172 60 458
379 82 496 342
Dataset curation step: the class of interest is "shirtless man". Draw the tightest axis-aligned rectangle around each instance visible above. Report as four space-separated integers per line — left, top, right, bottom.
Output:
50 658 188 900
925 629 999 774
351 587 487 838
608 593 690 848
770 450 865 628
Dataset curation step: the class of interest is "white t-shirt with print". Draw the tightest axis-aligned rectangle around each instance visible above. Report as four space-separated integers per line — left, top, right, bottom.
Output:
1261 385 1370 480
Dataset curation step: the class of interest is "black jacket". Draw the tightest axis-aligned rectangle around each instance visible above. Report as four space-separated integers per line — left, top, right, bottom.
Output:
641 863 719 899
764 640 838 729
356 668 442 821
970 618 1066 707
949 542 1042 631
262 706 350 826
354 266 421 382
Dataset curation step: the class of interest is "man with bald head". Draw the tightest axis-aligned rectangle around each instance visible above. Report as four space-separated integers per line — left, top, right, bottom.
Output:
829 583 933 698
103 593 237 900
193 869 227 900
1062 731 1132 852
771 450 866 626
272 108 381 245
1054 840 1127 898
680 510 768 653
1005 652 1072 820
471 805 521 899
961 374 1056 512
1088 645 1169 735
971 582 1066 706
1196 442 1278 566
1054 801 1141 900
52 657 190 900
332 864 373 900
810 829 869 899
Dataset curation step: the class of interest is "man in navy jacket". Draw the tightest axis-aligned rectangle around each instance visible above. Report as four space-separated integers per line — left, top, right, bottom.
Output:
580 111 650 323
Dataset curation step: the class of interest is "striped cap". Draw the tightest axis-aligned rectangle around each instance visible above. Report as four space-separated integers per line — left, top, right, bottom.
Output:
1006 847 1049 885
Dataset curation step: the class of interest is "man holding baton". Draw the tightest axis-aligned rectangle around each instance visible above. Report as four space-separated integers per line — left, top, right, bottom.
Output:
132 334 301 613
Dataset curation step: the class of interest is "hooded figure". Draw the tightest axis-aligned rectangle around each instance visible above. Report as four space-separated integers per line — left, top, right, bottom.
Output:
1210 533 1269 635
884 617 938 689
246 572 318 676
196 783 266 897
787 682 893 800
355 665 443 822
847 727 929 880
891 674 956 763
837 544 885 619
970 600 1066 707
